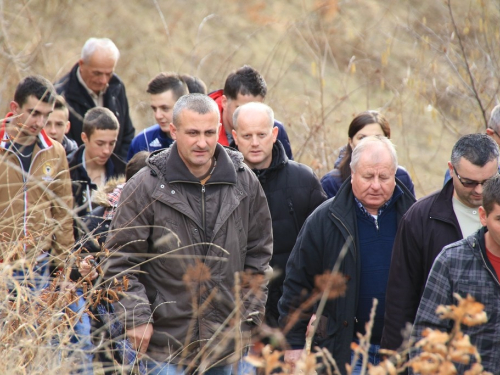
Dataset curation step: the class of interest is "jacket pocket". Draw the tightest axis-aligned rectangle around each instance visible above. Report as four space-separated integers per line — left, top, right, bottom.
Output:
314 314 340 344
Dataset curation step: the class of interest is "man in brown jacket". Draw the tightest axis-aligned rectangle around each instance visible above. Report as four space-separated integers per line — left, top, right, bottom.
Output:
104 93 273 374
0 75 74 288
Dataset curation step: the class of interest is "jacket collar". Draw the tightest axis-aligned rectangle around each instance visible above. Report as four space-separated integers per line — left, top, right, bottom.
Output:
1 112 53 150
252 140 288 182
69 144 121 180
148 142 244 185
429 178 460 225
468 226 500 285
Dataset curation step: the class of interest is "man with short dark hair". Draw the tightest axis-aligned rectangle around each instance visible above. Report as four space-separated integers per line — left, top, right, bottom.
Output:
181 73 207 94
69 107 125 218
232 102 326 326
278 136 415 374
411 174 500 373
209 65 293 159
382 134 500 350
127 72 188 161
56 37 135 160
0 75 74 278
44 95 78 157
104 94 273 374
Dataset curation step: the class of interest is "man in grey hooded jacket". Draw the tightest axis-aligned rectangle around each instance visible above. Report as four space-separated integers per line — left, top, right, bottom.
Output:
104 94 273 375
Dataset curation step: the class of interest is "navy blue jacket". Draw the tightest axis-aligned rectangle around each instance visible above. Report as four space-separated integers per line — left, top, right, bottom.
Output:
127 124 173 161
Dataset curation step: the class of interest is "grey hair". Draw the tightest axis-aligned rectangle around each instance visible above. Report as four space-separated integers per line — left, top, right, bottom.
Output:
81 38 120 63
172 93 220 127
350 136 398 173
233 102 274 130
489 104 500 133
450 133 499 168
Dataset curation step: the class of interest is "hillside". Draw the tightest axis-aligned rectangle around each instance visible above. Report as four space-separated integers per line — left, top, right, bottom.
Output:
1 0 499 197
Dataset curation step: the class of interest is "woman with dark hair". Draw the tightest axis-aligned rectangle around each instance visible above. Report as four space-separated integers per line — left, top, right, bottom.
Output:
321 110 415 198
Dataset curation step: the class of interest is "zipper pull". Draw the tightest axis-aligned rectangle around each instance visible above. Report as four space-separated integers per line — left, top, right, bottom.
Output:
201 185 205 193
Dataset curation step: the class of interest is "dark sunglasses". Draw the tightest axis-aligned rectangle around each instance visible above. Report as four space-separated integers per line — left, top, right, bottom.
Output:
453 166 498 188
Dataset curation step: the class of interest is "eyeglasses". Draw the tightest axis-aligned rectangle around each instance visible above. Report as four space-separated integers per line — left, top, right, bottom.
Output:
453 166 497 188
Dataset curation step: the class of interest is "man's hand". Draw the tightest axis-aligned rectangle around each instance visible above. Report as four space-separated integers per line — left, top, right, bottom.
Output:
284 349 303 370
126 323 153 354
78 255 98 280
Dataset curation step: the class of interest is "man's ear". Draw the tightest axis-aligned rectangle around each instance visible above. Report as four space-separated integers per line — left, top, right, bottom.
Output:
447 161 454 177
65 121 71 135
9 101 20 114
169 123 177 140
271 126 279 143
232 129 238 146
486 128 494 137
221 95 228 110
81 132 88 145
479 206 488 227
78 59 85 69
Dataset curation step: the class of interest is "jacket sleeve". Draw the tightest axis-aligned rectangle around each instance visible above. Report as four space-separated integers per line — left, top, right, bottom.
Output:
410 251 453 359
320 170 342 199
103 173 154 328
50 148 75 263
242 177 273 326
381 208 426 350
278 209 326 349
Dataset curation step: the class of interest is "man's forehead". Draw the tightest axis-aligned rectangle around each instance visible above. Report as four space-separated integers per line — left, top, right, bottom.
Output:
234 93 264 105
22 96 54 112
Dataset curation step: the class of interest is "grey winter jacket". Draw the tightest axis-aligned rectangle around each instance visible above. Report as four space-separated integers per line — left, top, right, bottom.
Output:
104 143 273 366
411 227 500 374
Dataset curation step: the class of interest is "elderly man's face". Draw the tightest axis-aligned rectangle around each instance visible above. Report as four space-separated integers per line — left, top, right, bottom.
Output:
351 146 396 215
79 49 116 94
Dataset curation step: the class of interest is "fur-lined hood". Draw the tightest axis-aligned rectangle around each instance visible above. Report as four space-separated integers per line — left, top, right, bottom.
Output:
91 176 126 208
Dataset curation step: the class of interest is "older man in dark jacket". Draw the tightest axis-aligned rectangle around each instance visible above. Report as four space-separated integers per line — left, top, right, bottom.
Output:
278 136 415 375
104 94 273 375
232 102 327 327
56 38 135 160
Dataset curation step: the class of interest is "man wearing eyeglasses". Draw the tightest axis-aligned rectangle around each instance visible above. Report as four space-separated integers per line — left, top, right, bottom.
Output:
381 133 499 351
443 105 500 184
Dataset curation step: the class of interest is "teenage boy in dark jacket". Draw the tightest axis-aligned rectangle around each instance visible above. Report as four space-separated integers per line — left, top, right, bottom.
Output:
232 102 326 327
382 134 499 351
69 107 125 219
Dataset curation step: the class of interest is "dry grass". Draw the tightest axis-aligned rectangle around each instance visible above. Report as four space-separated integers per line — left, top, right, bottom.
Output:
1 0 499 196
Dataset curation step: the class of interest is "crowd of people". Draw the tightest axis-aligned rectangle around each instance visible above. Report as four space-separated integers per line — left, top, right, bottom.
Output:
1 36 500 375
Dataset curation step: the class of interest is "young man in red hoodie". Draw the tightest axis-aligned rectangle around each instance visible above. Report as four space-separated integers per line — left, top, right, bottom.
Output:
209 65 293 159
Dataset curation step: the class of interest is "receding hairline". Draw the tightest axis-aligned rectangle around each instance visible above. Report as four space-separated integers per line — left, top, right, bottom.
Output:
233 102 274 130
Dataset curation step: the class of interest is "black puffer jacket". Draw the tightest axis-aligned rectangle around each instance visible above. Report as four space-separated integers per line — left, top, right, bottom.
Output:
55 63 135 160
252 141 327 326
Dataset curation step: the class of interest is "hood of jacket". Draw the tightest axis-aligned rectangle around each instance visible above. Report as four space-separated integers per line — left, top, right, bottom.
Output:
147 141 245 184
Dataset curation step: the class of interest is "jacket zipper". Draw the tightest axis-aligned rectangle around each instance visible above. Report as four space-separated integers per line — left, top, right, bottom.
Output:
288 199 300 233
201 184 206 241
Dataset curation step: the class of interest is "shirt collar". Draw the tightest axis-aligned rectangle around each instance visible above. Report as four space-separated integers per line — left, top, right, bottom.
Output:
77 66 108 103
354 185 403 218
